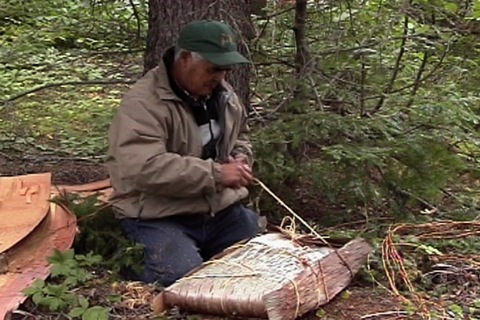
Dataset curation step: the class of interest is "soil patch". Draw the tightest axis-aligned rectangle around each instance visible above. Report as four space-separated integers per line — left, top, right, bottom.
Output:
2 159 416 319
11 281 414 320
0 155 108 185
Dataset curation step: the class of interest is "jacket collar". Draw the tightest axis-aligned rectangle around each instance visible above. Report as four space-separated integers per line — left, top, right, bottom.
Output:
154 47 182 102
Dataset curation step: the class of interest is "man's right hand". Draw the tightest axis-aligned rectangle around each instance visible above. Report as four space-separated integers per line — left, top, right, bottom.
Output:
220 162 253 188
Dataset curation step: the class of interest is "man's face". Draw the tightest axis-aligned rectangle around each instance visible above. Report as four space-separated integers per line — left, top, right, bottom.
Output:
179 53 231 97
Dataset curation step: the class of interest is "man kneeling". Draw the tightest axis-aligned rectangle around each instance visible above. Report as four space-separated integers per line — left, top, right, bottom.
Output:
105 20 259 286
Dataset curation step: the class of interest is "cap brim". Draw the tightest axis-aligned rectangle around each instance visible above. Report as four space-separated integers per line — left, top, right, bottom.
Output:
199 51 250 66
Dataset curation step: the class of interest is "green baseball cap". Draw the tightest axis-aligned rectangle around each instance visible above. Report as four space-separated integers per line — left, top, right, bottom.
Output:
177 20 249 66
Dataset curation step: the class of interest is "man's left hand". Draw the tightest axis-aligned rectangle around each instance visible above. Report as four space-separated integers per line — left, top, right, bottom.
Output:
228 154 249 166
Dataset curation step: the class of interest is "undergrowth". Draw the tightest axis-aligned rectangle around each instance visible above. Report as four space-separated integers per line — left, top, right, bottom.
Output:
52 193 144 277
4 1 480 318
21 194 146 319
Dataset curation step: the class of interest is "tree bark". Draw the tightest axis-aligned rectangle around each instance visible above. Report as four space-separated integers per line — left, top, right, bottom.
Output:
144 0 255 106
293 0 310 76
250 0 267 16
292 0 311 103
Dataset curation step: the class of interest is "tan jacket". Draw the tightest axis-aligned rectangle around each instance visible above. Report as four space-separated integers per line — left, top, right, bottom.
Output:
106 55 252 220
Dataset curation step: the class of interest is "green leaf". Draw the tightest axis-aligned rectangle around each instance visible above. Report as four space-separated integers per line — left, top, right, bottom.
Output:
78 296 90 309
22 287 38 296
315 308 326 317
64 275 81 287
449 304 463 316
32 292 44 306
469 307 476 315
64 292 79 306
48 249 79 278
106 294 122 303
22 279 45 296
417 244 443 255
474 299 480 308
48 249 75 264
45 284 68 297
43 296 60 311
444 3 458 13
82 306 110 320
69 307 86 318
474 4 480 18
75 254 86 261
341 289 352 300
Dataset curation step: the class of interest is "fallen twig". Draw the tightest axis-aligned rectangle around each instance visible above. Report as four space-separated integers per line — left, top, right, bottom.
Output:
360 310 410 319
2 79 136 104
380 220 480 318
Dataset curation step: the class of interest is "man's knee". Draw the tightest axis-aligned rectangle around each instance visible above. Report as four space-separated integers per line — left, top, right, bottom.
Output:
243 207 261 236
120 219 203 286
230 204 261 237
144 245 203 286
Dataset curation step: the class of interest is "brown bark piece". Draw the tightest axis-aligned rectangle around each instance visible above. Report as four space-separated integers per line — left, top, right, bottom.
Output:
0 202 77 318
157 233 372 319
53 178 111 193
51 179 113 204
263 238 372 320
0 173 51 254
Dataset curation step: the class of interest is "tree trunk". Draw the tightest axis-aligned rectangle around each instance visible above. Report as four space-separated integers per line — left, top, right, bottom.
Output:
293 0 311 103
144 0 255 107
250 0 267 16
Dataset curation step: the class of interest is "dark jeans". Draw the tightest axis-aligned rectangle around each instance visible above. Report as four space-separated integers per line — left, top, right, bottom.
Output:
121 203 259 286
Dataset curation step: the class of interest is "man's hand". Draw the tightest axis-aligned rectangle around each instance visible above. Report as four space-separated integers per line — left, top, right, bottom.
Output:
220 161 253 188
228 154 249 165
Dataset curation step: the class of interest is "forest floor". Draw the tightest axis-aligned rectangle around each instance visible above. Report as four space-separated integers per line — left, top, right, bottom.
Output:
2 46 478 320
13 283 413 320
1 159 420 320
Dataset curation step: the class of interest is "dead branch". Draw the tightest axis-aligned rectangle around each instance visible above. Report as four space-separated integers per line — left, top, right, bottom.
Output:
405 51 429 109
360 311 410 319
86 48 144 56
254 6 295 20
128 0 142 39
359 60 367 116
361 44 448 104
373 1 411 114
309 34 424 57
1 79 136 104
251 49 296 68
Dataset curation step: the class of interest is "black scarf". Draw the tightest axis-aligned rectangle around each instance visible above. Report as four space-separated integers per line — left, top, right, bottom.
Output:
163 48 222 160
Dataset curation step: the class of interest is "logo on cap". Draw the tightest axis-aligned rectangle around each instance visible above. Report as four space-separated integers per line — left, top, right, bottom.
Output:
220 33 234 48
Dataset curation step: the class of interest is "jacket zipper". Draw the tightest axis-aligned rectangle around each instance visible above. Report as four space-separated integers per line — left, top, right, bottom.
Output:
215 93 229 161
204 101 215 216
202 101 214 146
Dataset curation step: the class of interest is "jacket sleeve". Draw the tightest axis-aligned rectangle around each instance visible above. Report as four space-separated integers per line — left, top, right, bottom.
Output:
109 97 222 197
230 94 254 166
